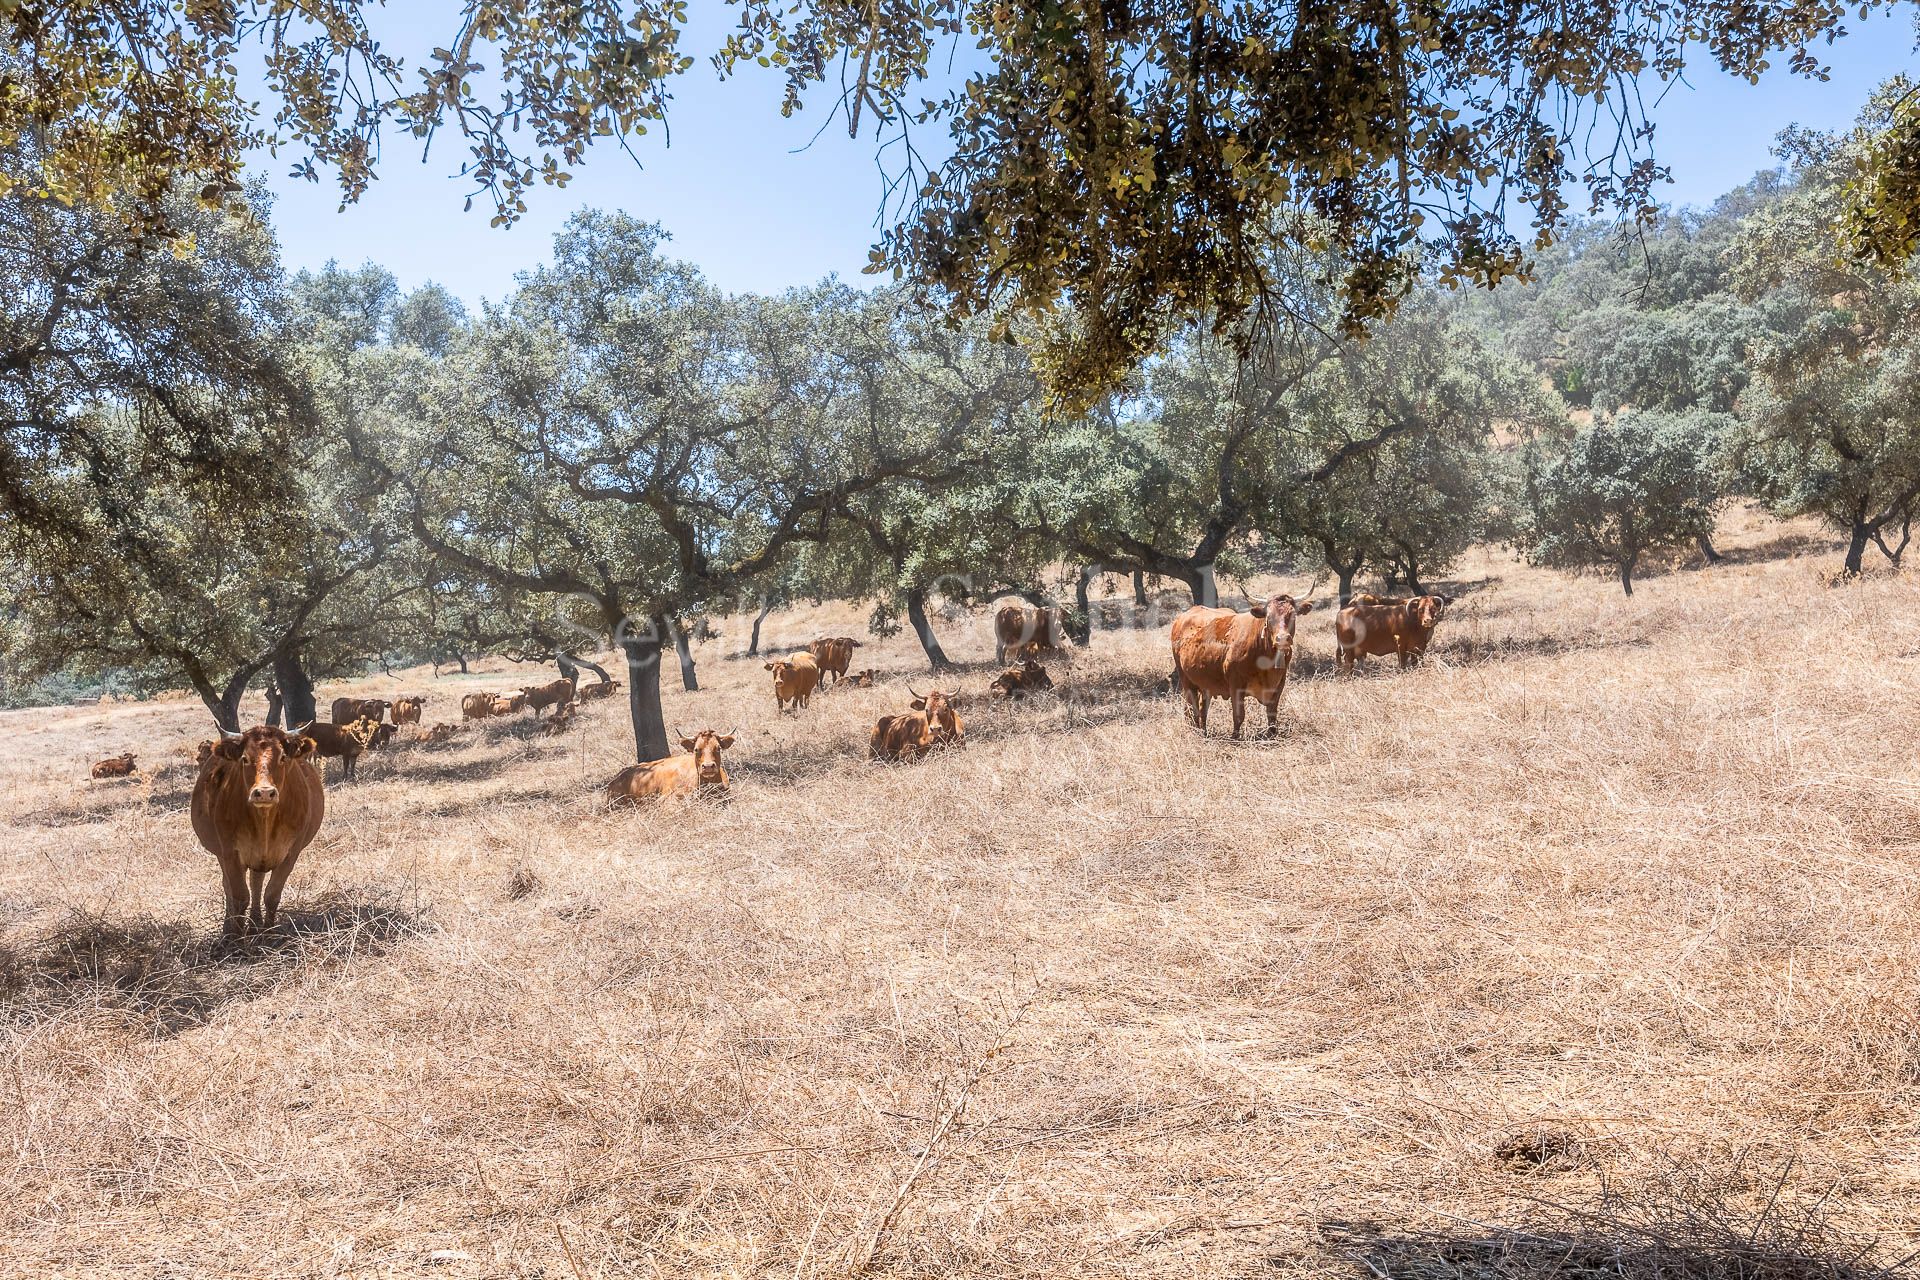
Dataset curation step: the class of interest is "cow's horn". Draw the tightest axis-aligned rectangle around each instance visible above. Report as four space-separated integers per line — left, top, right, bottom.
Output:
220 728 244 741
906 685 923 700
293 720 315 734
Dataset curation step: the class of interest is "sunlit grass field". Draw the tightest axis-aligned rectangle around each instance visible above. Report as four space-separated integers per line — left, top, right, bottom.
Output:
4 507 1919 1278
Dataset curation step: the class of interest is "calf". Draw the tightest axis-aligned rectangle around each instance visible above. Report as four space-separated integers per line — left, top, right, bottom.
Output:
1335 593 1449 674
90 752 137 780
490 693 527 716
989 658 1054 700
544 701 580 736
391 695 429 725
420 722 460 743
521 677 576 717
869 688 965 762
765 652 822 712
607 730 736 804
579 679 623 701
841 668 878 689
460 692 495 721
191 727 324 937
296 717 379 782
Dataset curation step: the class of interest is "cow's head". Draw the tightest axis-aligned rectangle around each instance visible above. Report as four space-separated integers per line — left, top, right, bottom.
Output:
1249 594 1313 640
678 728 737 787
195 740 215 767
1410 594 1447 629
910 688 965 744
1021 659 1053 690
216 726 315 807
764 659 793 682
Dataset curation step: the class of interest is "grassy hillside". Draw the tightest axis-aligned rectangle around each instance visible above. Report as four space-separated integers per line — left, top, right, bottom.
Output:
3 508 1918 1279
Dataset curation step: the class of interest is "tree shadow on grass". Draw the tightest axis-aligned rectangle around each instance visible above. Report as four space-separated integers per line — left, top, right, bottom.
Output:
0 885 429 1038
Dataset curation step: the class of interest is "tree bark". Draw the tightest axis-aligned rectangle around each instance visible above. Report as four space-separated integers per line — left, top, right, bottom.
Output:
1132 569 1148 606
264 680 285 729
554 651 611 685
1192 563 1218 607
620 633 670 763
1844 520 1871 576
1619 558 1636 597
1696 533 1724 564
1070 564 1097 645
657 614 699 692
1335 565 1360 607
905 586 955 671
747 598 775 657
273 650 318 727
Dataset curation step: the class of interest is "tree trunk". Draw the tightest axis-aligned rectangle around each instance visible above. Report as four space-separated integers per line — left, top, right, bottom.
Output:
1067 565 1097 645
1336 565 1358 608
747 598 775 657
657 614 698 692
1192 563 1218 607
620 633 670 763
1619 558 1635 597
1844 520 1871 576
1131 569 1148 606
273 650 318 727
1696 533 1724 564
264 680 285 729
555 651 611 686
905 586 956 671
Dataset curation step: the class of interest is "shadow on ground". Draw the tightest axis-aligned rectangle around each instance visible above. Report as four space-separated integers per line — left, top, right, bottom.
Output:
0 885 429 1037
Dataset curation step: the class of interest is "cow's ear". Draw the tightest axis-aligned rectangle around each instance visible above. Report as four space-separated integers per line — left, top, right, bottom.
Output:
678 737 696 752
215 737 246 760
910 697 927 711
287 736 317 760
1249 604 1267 619
1296 599 1315 614
717 735 736 749
763 662 775 671
948 694 964 709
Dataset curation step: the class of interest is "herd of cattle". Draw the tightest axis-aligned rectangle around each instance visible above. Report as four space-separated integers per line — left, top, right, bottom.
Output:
82 593 1449 937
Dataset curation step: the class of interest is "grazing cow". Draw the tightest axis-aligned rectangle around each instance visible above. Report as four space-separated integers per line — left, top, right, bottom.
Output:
994 604 1071 664
460 691 495 721
841 668 878 688
329 696 391 726
490 693 527 716
297 717 379 782
420 723 459 743
868 688 965 762
191 726 324 937
807 636 864 683
579 679 623 701
989 659 1054 700
521 677 576 717
1335 593 1450 674
90 752 137 780
765 652 822 712
607 729 736 804
1170 593 1315 739
391 695 429 725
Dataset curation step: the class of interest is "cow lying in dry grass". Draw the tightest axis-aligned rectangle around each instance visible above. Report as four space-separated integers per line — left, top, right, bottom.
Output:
870 689 965 761
607 730 736 804
89 752 137 780
989 659 1053 700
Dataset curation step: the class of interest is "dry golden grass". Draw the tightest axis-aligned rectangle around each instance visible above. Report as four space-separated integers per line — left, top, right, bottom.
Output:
4 506 1920 1278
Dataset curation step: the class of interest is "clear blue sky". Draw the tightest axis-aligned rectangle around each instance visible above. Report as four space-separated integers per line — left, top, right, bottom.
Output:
251 9 1918 306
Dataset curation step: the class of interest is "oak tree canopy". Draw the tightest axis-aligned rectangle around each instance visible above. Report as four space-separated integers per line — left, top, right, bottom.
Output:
6 0 1913 396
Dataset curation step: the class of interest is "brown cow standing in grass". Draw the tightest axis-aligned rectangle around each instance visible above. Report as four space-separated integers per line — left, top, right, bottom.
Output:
607 730 736 804
89 752 137 780
191 726 324 938
579 679 623 701
329 696 390 725
807 636 863 683
297 717 380 782
521 677 575 717
1335 593 1450 674
1170 593 1314 739
391 695 429 725
765 652 822 712
869 688 965 762
995 604 1071 664
989 659 1054 700
460 692 495 721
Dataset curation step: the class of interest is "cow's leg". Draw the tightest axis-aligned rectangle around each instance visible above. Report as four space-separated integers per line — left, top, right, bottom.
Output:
1263 694 1282 737
1230 692 1247 740
218 858 248 938
246 866 268 932
262 852 301 933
